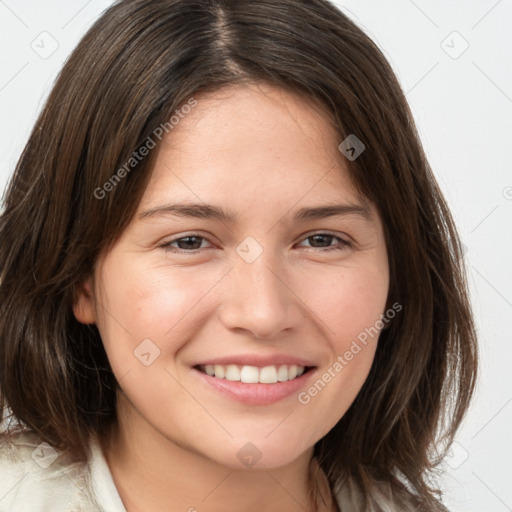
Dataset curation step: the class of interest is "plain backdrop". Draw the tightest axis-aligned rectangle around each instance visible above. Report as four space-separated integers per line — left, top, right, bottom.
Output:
1 1 511 511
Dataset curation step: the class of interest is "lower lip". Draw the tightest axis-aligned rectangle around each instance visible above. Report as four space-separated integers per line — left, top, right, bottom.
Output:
193 367 316 405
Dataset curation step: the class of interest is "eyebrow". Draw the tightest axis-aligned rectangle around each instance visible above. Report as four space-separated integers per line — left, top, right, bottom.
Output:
138 201 372 223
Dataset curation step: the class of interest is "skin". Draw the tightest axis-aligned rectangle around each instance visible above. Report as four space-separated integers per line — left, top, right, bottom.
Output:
74 82 389 512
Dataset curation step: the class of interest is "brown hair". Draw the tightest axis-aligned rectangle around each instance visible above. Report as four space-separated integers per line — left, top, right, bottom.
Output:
0 0 477 509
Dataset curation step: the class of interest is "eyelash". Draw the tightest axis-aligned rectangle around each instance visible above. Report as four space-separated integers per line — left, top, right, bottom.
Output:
159 232 351 254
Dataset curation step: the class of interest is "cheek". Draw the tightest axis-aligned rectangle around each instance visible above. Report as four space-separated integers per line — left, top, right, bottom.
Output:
299 339 377 442
304 261 389 345
295 262 387 426
95 257 222 374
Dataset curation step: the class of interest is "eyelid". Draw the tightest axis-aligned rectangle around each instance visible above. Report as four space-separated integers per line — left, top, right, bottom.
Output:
295 231 352 250
298 229 352 243
159 232 216 250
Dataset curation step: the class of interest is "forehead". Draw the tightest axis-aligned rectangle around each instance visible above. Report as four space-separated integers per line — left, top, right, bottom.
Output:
141 83 363 211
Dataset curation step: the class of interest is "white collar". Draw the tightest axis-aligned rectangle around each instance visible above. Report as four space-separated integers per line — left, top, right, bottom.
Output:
88 436 127 512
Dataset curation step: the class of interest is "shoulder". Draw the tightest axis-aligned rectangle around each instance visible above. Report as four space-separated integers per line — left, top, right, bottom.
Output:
334 473 450 512
0 429 102 512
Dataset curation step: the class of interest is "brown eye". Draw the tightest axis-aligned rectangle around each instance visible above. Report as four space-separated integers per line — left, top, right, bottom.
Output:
297 233 350 251
160 235 211 252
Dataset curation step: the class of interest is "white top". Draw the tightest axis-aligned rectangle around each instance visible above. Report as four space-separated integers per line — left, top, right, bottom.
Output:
0 429 126 511
0 429 346 512
0 428 421 511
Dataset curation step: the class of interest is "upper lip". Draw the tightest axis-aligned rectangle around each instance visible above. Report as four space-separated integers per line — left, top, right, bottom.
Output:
194 354 317 368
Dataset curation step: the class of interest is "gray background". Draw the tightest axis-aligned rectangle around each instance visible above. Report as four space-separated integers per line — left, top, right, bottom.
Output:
1 1 511 510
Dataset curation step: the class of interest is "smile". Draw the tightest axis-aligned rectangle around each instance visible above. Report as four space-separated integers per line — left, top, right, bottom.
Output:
193 363 316 405
196 364 309 384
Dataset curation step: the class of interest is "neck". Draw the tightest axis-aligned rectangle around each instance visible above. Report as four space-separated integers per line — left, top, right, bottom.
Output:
101 391 336 512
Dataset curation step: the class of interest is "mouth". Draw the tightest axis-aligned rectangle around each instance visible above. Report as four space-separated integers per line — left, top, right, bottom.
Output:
192 363 317 405
194 363 313 384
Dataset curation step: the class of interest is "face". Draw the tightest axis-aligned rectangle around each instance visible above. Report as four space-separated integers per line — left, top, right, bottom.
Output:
75 83 389 469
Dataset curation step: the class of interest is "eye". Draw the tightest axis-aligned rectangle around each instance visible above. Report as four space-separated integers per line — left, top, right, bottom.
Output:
296 233 351 252
160 234 213 252
159 232 351 254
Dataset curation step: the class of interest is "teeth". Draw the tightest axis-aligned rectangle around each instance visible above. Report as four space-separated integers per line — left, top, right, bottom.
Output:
240 365 260 383
225 364 240 381
214 365 225 379
199 364 307 383
259 366 278 384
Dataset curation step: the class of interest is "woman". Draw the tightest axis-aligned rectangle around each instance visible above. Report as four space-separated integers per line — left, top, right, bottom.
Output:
0 0 477 510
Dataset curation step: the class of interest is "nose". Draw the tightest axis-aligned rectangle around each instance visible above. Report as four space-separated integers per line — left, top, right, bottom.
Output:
218 251 303 340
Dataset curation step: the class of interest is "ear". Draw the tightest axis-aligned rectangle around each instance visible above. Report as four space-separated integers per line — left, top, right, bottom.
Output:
73 277 97 324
